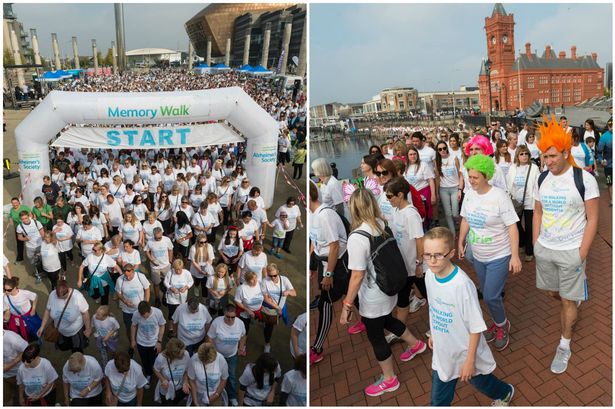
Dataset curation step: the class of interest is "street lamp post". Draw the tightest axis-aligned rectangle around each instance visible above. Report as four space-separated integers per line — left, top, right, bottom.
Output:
485 58 493 125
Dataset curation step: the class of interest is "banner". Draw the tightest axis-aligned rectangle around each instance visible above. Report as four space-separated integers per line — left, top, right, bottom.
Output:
51 123 244 149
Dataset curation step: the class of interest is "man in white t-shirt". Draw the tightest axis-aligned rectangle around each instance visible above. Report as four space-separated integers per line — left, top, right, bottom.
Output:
4 329 28 405
533 118 599 375
16 211 44 282
290 312 307 358
144 228 173 306
102 195 123 236
115 264 150 343
131 301 165 384
172 297 212 355
411 132 436 172
207 304 246 406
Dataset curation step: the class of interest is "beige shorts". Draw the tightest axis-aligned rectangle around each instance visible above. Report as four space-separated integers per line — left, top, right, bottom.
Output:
149 264 170 285
535 241 588 301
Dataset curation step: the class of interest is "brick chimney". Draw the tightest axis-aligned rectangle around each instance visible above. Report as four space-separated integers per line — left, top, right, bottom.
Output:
545 45 551 59
591 52 597 61
525 42 531 58
571 46 577 60
559 51 566 59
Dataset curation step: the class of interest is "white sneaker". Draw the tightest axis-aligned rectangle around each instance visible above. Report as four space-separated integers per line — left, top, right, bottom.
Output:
409 297 427 313
264 344 271 353
230 399 239 406
145 375 151 389
425 330 431 338
409 289 415 300
194 288 199 297
385 333 399 344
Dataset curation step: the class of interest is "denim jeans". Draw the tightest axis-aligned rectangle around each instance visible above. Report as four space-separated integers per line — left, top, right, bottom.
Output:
472 255 511 324
225 354 238 400
439 186 459 234
431 370 511 406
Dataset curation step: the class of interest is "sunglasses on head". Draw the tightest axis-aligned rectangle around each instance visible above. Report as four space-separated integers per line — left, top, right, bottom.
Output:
374 170 389 177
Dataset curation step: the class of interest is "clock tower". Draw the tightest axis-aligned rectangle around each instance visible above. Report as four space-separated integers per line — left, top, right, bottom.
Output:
485 3 515 72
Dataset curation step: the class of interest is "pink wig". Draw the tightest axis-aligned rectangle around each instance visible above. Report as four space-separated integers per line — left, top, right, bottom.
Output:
464 135 494 156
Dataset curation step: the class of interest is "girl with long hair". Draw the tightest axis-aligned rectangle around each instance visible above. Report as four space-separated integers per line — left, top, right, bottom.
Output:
435 140 462 235
188 234 215 298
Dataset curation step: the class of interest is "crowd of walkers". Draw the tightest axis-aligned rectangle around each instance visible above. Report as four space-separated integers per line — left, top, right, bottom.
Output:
3 69 307 407
309 115 608 405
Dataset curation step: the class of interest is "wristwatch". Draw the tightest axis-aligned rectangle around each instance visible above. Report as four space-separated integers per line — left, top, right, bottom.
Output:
323 271 333 278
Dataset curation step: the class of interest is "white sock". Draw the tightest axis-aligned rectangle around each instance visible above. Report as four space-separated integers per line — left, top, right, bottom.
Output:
495 319 508 328
559 336 571 350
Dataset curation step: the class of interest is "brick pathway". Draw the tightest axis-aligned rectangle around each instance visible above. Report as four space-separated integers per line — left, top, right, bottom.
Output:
310 191 612 406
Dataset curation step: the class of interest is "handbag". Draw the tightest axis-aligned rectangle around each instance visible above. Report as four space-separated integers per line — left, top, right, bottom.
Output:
43 289 74 343
511 165 531 218
81 255 104 292
6 297 42 341
261 279 283 326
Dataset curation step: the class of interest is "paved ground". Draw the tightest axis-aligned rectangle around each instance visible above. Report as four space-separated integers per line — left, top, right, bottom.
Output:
3 108 307 405
310 180 612 406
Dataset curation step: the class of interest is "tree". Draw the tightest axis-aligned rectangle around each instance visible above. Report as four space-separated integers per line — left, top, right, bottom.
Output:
3 53 15 66
78 56 91 68
102 48 113 66
96 51 103 66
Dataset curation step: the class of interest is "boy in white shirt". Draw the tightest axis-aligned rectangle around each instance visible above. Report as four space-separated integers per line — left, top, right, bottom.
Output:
424 227 514 406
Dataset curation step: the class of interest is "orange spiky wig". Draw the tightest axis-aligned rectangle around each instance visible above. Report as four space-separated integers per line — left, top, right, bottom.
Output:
535 115 578 168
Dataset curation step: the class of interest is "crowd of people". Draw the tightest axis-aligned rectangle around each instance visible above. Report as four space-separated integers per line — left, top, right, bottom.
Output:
3 68 307 407
309 115 610 405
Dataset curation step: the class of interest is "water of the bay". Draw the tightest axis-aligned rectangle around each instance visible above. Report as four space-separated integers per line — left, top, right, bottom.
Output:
310 132 388 180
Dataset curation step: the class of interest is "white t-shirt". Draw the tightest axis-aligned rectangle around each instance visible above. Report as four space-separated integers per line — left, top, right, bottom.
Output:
391 205 424 276
276 207 300 234
239 219 259 241
260 276 293 305
439 156 460 188
104 360 148 403
16 220 43 249
4 289 37 316
460 187 519 262
238 252 267 283
290 313 307 358
217 185 234 208
571 144 587 168
191 211 215 235
120 221 143 244
53 223 74 252
102 200 123 227
496 157 512 180
376 190 395 223
82 254 116 286
142 220 163 243
46 289 89 336
116 273 150 314
120 249 141 267
40 241 62 272
206 275 233 299
207 202 222 227
239 363 281 406
148 173 162 193
425 265 496 382
186 352 229 405
3 330 28 378
62 355 104 399
217 236 243 258
132 307 166 347
145 237 174 269
207 316 246 358
153 351 190 395
174 224 192 248
309 205 347 263
418 145 437 171
93 315 120 338
234 284 264 318
251 208 269 232
163 270 194 305
76 227 103 257
271 219 287 239
404 162 435 191
90 215 107 239
188 244 215 278
347 221 397 319
16 358 58 398
535 166 600 251
281 369 307 407
319 176 344 207
172 303 212 346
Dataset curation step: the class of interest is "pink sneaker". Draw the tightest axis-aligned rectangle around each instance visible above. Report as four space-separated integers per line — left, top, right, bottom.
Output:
310 349 324 364
400 339 427 362
347 320 366 335
364 375 400 397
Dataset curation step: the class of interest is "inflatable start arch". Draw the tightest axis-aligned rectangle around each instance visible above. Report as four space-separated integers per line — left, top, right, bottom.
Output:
15 87 279 207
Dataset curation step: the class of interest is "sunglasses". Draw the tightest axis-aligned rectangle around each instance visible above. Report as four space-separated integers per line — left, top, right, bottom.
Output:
385 193 395 199
3 287 13 292
199 241 207 244
438 147 448 152
519 152 529 156
268 274 278 278
374 170 389 177
161 195 167 198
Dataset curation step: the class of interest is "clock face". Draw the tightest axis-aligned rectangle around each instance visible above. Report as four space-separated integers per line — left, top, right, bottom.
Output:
502 35 508 44
491 36 496 45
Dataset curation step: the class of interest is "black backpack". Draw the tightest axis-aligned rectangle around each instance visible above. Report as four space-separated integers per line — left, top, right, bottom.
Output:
350 225 407 296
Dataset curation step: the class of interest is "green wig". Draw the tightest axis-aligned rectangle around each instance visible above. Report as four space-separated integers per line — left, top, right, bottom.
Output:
464 154 495 180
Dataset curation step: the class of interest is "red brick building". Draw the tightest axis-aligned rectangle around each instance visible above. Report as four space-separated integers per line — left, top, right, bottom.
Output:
478 3 604 113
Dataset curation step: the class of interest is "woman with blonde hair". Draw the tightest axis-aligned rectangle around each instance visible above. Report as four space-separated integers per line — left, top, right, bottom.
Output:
260 264 297 353
207 263 235 316
234 270 264 337
340 188 426 397
187 342 229 406
495 140 513 179
110 175 126 199
391 140 408 164
188 234 215 298
164 259 194 332
41 231 62 290
153 338 191 405
62 351 104 406
119 210 144 249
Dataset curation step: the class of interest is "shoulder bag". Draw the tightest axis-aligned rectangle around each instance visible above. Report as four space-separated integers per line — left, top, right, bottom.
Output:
262 279 283 326
43 289 74 343
511 166 531 218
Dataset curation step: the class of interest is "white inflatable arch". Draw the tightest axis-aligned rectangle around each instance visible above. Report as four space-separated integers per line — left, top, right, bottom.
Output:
15 87 279 207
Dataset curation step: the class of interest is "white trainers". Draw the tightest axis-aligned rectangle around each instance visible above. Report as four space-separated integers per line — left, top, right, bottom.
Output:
551 346 572 374
264 344 271 353
385 333 399 344
492 384 514 406
409 297 427 313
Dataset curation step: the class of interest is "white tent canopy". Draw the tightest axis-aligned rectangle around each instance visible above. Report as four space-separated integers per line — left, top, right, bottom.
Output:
15 87 279 207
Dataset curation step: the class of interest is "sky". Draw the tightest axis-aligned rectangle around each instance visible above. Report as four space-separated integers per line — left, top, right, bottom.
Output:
12 3 206 59
310 3 613 106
